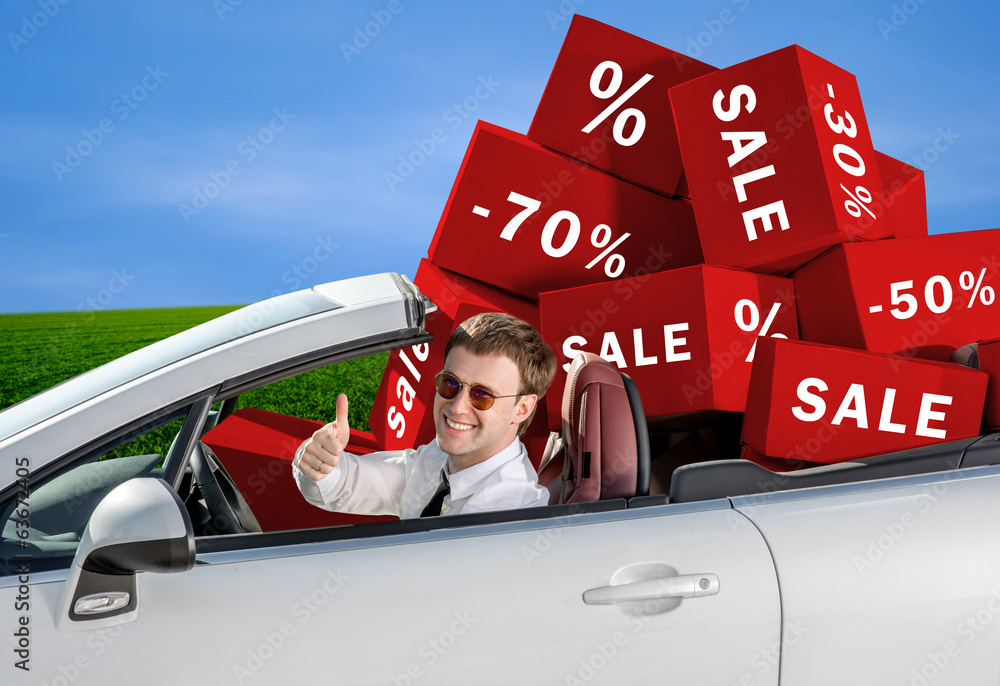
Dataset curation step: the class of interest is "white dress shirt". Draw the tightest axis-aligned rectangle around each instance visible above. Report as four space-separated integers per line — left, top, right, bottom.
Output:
292 438 549 519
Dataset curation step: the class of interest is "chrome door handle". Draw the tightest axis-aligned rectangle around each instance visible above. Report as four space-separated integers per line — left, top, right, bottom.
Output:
583 573 719 605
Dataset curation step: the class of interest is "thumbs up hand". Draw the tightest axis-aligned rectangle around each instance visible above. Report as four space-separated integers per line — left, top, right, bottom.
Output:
300 393 351 481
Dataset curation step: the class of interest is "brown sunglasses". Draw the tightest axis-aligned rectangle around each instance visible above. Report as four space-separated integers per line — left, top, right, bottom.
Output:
434 372 521 411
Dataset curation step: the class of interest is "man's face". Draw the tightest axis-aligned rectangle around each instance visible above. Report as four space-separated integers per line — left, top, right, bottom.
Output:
433 346 536 471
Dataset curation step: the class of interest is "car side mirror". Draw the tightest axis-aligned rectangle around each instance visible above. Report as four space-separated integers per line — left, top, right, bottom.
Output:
55 478 195 632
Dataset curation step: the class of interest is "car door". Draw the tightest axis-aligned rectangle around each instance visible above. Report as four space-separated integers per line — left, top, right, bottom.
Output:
736 465 1000 686
11 498 781 685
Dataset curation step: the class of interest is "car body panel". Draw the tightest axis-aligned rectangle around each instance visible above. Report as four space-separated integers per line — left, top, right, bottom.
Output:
9 502 780 685
735 466 1000 685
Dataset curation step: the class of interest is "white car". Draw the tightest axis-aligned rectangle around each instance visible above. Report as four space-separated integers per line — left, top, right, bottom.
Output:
2 272 999 685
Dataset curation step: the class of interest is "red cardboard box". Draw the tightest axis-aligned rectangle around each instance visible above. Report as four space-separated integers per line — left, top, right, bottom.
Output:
875 151 927 239
669 45 891 274
674 171 689 199
978 338 1000 430
203 408 395 531
794 228 1000 361
528 15 716 197
539 264 797 428
427 120 702 299
368 260 553 465
742 338 988 463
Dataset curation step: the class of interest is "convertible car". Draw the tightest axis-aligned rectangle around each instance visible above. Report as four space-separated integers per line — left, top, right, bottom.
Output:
2 273 999 685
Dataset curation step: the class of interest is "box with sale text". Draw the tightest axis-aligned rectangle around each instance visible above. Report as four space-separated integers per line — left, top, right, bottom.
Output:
794 227 1000 361
742 338 988 464
528 14 716 197
978 338 1000 430
669 45 891 274
538 264 797 429
367 260 553 465
427 120 702 299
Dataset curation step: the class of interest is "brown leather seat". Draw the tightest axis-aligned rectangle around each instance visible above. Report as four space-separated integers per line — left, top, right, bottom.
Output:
539 352 650 504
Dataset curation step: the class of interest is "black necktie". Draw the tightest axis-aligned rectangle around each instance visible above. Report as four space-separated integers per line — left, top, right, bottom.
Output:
420 468 451 517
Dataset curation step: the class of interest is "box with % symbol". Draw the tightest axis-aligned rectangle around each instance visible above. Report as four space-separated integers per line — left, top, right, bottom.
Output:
538 264 798 428
794 227 1000 361
427 120 703 299
742 338 988 463
669 44 892 275
528 15 716 197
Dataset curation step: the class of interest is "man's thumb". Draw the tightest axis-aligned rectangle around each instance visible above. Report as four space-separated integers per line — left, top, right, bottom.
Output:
334 393 350 444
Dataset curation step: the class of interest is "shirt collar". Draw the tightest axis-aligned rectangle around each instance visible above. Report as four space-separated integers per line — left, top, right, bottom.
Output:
447 438 523 500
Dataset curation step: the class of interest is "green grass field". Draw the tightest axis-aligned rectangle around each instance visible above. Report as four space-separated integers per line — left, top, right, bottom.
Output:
0 306 387 432
232 353 388 430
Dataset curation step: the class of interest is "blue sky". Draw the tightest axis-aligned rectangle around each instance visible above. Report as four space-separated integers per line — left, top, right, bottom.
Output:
2 0 997 313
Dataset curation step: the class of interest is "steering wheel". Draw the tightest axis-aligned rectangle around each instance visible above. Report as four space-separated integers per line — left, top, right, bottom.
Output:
188 442 262 535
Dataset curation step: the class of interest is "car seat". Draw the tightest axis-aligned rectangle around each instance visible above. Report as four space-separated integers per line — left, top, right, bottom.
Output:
538 352 651 504
951 343 979 369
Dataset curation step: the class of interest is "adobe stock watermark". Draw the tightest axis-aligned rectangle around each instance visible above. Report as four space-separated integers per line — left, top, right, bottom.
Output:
8 0 72 53
898 588 1000 686
178 107 295 224
340 0 410 62
490 126 615 214
384 75 501 192
878 0 931 40
712 77 853 205
229 234 340 338
565 627 632 685
232 567 349 684
839 166 919 240
721 75 872 197
520 506 591 565
52 66 169 182
39 618 133 686
390 610 478 685
853 482 952 576
240 446 299 507
887 252 998 370
555 243 677 361
11 455 31 675
719 619 809 685
76 269 136 320
544 0 587 30
680 284 796 407
680 0 752 64
563 591 745 685
909 126 959 171
214 0 245 21
724 422 841 536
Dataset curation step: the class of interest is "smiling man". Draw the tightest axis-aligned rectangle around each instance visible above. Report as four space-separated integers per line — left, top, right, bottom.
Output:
292 312 557 518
